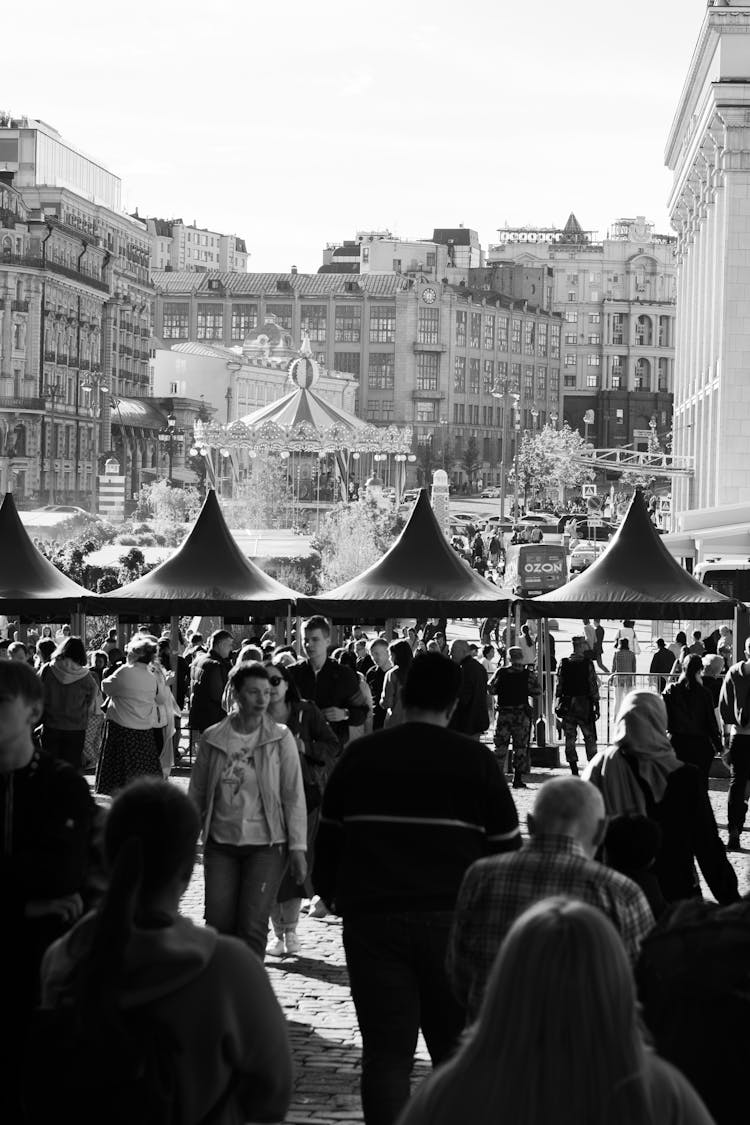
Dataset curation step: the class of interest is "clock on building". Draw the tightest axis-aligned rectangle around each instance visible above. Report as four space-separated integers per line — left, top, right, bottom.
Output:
422 287 437 304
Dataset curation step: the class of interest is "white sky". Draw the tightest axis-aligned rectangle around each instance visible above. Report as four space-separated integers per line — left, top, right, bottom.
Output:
4 0 710 272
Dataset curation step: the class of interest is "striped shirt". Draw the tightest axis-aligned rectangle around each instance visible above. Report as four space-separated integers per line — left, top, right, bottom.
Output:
447 834 655 1020
311 722 521 916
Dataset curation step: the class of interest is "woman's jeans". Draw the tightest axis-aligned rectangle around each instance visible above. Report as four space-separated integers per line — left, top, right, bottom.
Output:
204 839 287 959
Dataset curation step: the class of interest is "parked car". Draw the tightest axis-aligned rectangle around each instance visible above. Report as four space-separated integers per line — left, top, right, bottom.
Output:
569 540 605 573
36 504 99 518
401 489 420 504
480 487 501 499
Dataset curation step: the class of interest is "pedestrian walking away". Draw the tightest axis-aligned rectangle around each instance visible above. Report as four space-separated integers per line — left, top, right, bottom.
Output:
488 646 540 788
555 636 600 774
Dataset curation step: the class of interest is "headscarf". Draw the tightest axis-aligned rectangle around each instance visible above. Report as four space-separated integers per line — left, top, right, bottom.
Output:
583 690 682 813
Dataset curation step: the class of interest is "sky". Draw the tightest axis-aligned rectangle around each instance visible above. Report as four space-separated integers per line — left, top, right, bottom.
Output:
3 0 711 272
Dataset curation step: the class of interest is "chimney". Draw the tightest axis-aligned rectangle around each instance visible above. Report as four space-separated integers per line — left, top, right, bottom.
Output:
291 265 298 275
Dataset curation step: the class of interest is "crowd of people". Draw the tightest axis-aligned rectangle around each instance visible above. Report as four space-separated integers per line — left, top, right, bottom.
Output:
1 611 748 1124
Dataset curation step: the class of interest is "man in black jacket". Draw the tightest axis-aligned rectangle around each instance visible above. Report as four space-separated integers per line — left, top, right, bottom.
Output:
313 653 520 1125
289 615 369 748
188 629 234 734
448 638 489 739
555 635 600 775
365 638 392 731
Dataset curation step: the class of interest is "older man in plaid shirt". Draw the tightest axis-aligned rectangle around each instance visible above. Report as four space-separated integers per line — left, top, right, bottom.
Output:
447 777 654 1021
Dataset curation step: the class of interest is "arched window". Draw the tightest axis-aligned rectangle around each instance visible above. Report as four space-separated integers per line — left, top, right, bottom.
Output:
635 315 653 347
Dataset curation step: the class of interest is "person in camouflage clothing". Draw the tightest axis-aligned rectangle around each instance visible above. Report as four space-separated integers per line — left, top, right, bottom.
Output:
555 635 600 776
489 646 541 790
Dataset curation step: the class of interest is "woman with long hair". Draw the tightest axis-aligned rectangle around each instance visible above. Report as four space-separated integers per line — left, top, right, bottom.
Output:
381 640 414 728
188 661 307 959
39 635 100 770
265 659 339 955
399 898 713 1125
662 654 722 781
35 779 292 1125
584 691 738 906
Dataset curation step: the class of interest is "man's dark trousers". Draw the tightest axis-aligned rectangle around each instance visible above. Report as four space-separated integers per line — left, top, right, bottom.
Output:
727 733 750 834
342 910 465 1125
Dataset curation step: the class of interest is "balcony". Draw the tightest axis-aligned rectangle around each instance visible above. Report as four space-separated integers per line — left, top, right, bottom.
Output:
0 396 45 411
0 253 109 294
11 300 29 312
412 389 446 400
413 341 447 353
44 350 57 363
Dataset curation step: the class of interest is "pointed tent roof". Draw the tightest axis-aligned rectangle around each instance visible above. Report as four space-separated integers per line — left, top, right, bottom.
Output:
299 489 512 618
0 492 90 611
522 491 737 619
92 490 300 616
562 212 584 238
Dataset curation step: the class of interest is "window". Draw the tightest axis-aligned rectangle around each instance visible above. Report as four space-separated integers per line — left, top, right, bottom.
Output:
369 305 396 343
483 315 495 350
564 374 576 387
418 307 440 344
415 399 437 424
454 403 465 424
483 359 495 393
589 313 600 324
616 409 624 424
550 324 560 359
510 362 521 393
511 318 522 352
335 304 361 342
454 356 466 392
470 312 481 349
524 366 534 398
368 353 393 388
590 290 598 301
568 291 576 303
162 302 189 340
455 310 467 346
588 334 600 345
586 374 599 388
265 303 292 330
169 381 178 394
469 358 480 394
416 353 439 391
393 258 402 272
587 354 600 367
231 303 257 340
612 374 622 389
524 321 535 355
335 352 361 376
550 370 559 396
536 367 547 399
537 322 547 357
197 303 223 340
612 312 624 345
498 316 509 351
565 333 577 345
567 272 578 284
302 304 326 342
382 400 395 422
426 252 436 270
565 353 577 367
564 310 578 323
497 360 508 384
470 404 479 425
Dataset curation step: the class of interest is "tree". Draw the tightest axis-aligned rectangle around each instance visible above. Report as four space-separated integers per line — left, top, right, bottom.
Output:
133 479 202 523
416 440 435 487
512 423 595 505
461 436 481 489
225 454 295 529
313 497 401 590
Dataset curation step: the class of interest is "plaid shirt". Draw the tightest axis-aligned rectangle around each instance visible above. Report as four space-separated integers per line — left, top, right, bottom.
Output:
447 833 654 1020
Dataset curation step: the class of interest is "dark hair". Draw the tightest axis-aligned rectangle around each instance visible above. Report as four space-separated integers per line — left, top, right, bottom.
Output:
76 780 199 1017
304 614 331 637
337 649 357 672
675 631 687 645
36 637 57 662
604 813 661 873
54 636 87 666
618 638 630 650
402 652 461 711
680 653 704 688
228 660 269 692
390 640 414 676
692 630 702 641
0 659 43 705
482 644 495 659
268 659 302 705
655 638 665 648
208 629 233 650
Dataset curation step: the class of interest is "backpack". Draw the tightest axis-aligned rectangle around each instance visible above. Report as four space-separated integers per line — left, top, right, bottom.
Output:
25 1005 183 1125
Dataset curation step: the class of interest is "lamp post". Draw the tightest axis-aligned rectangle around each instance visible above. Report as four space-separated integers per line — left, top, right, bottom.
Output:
158 412 184 486
42 381 64 504
491 377 510 517
511 393 521 518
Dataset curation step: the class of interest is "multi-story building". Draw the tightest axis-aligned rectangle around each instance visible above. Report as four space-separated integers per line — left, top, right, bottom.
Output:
664 0 750 560
151 268 562 490
0 113 156 505
487 214 677 452
145 217 249 274
321 227 482 283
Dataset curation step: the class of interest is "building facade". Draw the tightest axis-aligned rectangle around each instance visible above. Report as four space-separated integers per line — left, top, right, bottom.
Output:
664 0 750 560
152 268 563 489
321 227 482 280
487 215 677 452
0 114 155 506
146 217 248 273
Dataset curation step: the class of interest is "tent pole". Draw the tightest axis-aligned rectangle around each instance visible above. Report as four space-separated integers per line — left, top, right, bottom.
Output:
295 615 303 656
286 608 292 647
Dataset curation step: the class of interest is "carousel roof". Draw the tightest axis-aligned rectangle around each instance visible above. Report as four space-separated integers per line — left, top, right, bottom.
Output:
90 489 301 616
240 386 367 433
0 493 90 612
299 488 512 618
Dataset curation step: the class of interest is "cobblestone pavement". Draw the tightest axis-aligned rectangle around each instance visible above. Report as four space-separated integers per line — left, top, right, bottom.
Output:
171 762 750 1125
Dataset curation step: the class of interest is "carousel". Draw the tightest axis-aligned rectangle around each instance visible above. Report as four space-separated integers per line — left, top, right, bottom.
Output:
190 337 414 524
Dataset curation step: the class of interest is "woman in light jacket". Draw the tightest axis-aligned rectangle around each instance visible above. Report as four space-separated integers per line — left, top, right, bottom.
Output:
40 635 100 770
188 661 307 960
94 636 172 796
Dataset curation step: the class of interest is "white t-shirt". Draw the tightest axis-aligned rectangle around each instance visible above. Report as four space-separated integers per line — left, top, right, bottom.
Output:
209 727 272 846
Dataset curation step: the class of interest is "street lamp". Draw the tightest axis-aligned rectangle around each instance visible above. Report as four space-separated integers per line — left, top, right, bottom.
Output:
492 378 510 517
511 393 521 518
158 412 184 486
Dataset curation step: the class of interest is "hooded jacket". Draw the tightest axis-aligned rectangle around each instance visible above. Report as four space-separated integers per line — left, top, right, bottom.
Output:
188 714 307 851
39 912 292 1125
41 661 99 731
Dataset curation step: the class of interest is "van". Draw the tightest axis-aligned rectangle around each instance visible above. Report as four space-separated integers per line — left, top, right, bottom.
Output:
504 542 568 598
